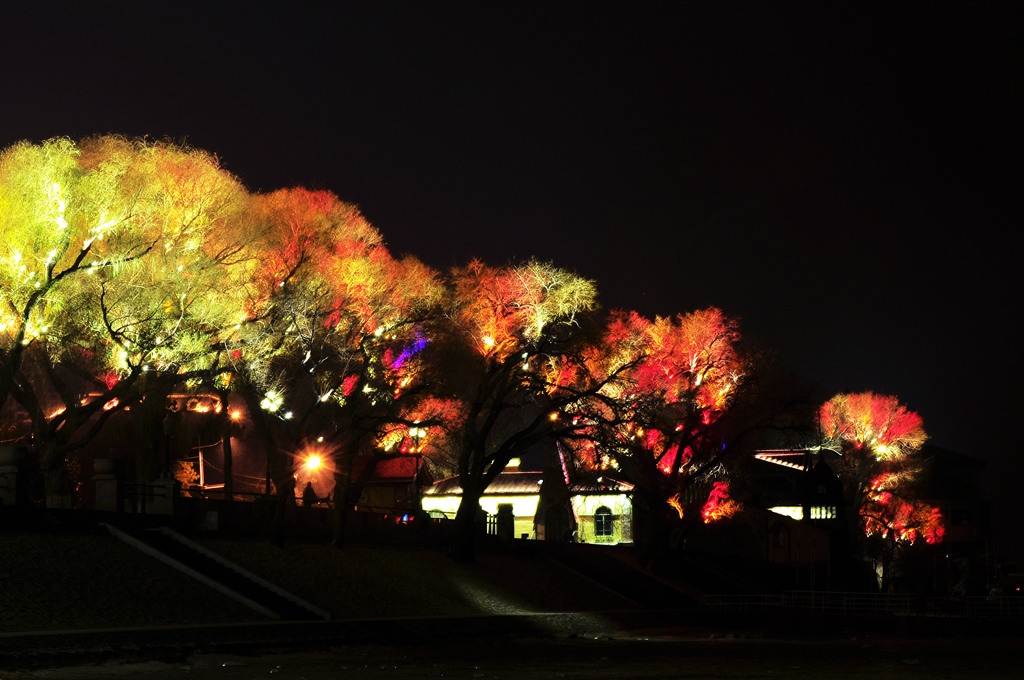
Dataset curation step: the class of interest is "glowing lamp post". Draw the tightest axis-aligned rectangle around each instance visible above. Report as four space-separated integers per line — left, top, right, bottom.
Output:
407 427 427 453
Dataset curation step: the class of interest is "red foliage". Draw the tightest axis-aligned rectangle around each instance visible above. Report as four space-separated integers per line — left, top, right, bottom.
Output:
863 490 944 545
701 481 740 523
820 392 926 455
656 443 692 474
819 392 941 544
595 308 743 484
617 308 741 413
862 473 944 544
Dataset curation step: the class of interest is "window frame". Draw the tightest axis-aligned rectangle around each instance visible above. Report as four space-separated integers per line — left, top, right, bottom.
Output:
594 506 614 538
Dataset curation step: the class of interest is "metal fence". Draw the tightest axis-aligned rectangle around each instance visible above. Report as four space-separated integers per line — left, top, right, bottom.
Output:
120 482 174 515
700 591 1024 618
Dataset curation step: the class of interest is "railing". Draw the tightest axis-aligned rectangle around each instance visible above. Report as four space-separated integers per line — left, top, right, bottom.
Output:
783 590 925 616
120 482 173 515
179 487 278 504
700 594 785 612
700 591 1024 618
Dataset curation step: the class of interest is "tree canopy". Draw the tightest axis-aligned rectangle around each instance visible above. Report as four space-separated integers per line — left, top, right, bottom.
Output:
1 136 944 565
820 392 943 547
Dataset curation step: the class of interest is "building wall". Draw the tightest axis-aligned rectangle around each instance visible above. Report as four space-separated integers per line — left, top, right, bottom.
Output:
571 493 633 545
422 492 540 518
422 491 634 544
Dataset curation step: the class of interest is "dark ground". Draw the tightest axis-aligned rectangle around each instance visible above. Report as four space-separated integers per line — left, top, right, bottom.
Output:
5 635 1024 679
2 519 1022 678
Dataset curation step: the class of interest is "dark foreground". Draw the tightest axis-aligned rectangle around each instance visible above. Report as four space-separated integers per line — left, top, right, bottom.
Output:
3 523 1021 678
3 633 1022 679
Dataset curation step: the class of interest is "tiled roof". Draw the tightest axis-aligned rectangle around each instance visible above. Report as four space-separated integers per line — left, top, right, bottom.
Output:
425 470 544 496
570 475 633 494
372 456 420 479
753 449 810 471
424 470 632 496
350 455 421 481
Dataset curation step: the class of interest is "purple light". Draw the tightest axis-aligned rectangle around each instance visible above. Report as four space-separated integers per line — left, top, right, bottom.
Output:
390 334 428 370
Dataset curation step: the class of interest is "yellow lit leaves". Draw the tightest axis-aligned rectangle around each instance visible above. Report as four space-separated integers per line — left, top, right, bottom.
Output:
451 259 597 359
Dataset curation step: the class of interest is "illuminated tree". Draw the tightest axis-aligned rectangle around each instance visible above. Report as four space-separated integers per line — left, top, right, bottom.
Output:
819 392 943 589
819 392 928 462
576 308 750 559
0 136 146 411
225 188 444 545
0 136 252 501
437 259 601 562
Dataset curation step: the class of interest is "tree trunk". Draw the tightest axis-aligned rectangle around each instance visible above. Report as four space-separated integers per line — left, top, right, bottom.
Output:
450 499 479 563
237 386 293 544
330 433 364 549
331 469 352 549
633 484 671 569
450 475 486 563
268 473 296 548
133 396 163 483
218 389 233 498
40 440 74 508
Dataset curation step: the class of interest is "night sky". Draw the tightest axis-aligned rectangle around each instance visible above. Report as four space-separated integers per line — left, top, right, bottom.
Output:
3 2 1021 553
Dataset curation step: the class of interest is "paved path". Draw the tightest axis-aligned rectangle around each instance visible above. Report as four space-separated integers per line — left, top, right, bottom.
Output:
6 634 1024 679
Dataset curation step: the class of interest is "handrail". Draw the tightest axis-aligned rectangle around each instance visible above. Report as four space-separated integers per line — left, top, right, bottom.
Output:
700 590 1024 618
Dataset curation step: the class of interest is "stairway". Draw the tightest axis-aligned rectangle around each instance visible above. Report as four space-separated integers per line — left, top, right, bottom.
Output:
103 523 330 621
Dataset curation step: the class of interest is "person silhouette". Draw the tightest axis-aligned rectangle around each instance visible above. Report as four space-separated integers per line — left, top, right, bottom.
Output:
302 481 318 507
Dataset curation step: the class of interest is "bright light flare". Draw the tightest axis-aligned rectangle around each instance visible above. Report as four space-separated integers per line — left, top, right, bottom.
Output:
305 455 322 470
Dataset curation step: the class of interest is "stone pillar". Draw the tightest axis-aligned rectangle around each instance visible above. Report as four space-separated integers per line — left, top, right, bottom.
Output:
92 457 119 512
496 503 514 541
0 446 21 507
150 477 180 516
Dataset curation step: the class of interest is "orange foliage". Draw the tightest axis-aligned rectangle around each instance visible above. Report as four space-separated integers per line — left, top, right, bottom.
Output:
376 396 467 461
451 259 596 360
248 188 382 305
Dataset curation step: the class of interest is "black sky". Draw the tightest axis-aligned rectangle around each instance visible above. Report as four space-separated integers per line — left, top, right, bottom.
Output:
3 2 1021 552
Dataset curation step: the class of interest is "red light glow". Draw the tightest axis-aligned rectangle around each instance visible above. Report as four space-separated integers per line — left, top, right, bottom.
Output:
701 481 739 524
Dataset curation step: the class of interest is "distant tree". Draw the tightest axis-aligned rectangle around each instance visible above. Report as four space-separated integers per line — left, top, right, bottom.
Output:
818 392 944 589
436 259 602 562
572 308 753 561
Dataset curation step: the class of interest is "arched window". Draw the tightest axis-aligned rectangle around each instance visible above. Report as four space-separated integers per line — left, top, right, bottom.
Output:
594 506 614 538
